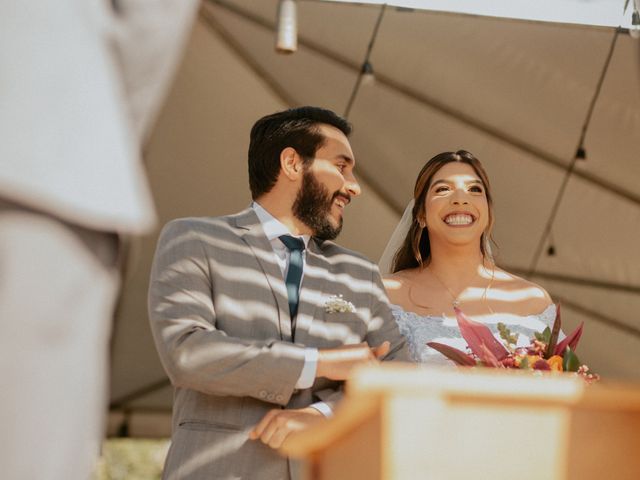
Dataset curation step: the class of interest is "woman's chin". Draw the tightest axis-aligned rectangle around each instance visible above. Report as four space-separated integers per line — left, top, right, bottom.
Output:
434 231 482 248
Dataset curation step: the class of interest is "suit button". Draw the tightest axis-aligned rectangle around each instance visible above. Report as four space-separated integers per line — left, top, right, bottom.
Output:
267 393 275 401
259 390 267 399
276 395 284 402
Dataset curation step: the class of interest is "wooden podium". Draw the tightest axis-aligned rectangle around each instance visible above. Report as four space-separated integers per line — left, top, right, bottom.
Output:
282 364 640 480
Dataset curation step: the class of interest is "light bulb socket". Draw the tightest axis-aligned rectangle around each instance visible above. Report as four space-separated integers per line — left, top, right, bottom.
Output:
575 147 586 160
547 245 556 256
276 0 297 54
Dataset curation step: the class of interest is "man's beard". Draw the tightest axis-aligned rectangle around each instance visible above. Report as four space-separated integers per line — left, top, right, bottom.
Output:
292 169 343 240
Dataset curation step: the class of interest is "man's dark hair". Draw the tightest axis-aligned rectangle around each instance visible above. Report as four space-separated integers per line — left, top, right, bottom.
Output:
248 106 352 199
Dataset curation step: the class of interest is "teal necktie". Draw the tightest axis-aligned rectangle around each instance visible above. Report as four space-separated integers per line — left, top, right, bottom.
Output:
279 235 305 331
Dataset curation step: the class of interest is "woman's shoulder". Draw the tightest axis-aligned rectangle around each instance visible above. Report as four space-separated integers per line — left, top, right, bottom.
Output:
492 267 553 313
383 269 420 307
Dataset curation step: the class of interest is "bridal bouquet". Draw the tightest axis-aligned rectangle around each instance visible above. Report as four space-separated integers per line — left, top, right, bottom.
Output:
427 305 599 383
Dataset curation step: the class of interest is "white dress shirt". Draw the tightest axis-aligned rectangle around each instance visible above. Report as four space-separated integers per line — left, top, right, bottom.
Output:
252 202 332 417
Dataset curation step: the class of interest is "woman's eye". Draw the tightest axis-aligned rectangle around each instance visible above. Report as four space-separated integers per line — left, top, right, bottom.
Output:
337 164 346 172
435 186 449 193
470 185 484 193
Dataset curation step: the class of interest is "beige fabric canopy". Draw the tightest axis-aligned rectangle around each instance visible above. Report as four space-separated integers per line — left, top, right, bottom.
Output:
108 0 640 435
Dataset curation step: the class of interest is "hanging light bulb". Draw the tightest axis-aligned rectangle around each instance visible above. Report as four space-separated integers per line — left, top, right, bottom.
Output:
546 232 557 257
361 61 375 86
631 9 640 39
276 0 297 54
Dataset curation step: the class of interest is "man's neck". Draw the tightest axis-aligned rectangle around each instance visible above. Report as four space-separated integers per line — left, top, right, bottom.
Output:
254 197 312 236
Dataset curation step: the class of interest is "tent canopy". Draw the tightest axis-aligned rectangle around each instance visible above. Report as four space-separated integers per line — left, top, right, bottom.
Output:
108 0 640 435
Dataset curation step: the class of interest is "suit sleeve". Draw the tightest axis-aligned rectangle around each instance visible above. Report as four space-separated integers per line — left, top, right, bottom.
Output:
308 262 410 410
366 264 411 361
148 219 306 406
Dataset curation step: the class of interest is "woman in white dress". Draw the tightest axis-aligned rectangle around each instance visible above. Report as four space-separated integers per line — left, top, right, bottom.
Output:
380 150 556 364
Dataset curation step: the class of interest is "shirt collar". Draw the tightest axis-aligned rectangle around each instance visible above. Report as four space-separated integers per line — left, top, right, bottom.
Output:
252 202 311 247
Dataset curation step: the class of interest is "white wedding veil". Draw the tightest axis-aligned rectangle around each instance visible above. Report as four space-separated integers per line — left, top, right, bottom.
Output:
378 199 415 276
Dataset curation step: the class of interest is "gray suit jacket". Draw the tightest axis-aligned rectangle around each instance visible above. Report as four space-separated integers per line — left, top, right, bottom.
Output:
0 0 197 233
149 208 408 480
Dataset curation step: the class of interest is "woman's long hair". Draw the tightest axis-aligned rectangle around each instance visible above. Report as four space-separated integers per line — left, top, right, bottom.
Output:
391 150 495 273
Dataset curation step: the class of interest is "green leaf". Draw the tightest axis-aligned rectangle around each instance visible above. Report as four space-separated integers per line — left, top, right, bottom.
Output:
497 322 519 349
519 356 529 370
562 347 581 372
545 303 562 359
498 323 512 342
534 331 544 341
542 326 551 344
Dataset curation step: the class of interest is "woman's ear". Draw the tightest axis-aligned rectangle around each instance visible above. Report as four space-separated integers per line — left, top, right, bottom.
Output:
280 147 302 180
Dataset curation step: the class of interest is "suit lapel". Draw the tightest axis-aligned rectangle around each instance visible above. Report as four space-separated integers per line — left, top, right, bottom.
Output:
234 209 292 341
294 238 330 345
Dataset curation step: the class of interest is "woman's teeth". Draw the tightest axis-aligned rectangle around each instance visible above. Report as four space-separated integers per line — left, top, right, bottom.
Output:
444 214 474 225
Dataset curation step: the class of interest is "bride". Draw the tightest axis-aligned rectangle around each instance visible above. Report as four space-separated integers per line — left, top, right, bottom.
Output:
380 150 556 364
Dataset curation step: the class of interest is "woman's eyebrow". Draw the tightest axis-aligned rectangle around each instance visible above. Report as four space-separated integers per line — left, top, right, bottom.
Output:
430 179 451 186
431 178 483 187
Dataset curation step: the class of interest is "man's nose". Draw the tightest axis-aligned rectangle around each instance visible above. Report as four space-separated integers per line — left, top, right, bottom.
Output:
345 173 361 197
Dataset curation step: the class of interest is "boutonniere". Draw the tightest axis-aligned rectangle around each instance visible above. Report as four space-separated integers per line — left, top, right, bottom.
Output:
324 294 356 314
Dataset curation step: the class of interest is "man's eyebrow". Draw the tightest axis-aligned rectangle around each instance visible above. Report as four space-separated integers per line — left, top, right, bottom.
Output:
337 154 354 165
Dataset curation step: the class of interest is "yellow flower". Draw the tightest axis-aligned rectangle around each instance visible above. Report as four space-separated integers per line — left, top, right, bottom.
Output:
547 355 564 372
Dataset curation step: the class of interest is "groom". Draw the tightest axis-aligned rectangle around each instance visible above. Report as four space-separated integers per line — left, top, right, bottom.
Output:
148 106 407 479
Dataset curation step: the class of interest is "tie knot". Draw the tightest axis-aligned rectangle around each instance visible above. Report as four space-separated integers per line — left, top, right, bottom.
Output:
279 235 305 252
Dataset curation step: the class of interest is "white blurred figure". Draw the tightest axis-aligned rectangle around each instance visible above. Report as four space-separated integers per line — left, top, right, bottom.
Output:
0 1 198 478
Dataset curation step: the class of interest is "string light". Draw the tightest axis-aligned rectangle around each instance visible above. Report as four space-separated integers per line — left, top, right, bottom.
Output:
343 5 386 118
527 29 619 277
361 61 375 86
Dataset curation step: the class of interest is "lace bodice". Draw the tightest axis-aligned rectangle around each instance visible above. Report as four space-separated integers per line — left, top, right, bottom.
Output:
392 304 557 365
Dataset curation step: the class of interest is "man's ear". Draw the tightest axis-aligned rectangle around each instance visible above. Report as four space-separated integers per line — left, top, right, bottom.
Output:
280 147 303 180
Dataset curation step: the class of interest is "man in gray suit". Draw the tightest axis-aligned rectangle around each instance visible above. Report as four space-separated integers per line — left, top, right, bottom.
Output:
149 106 408 479
0 1 197 478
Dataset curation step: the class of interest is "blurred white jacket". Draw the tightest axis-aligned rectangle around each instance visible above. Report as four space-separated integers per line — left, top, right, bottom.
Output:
0 0 199 233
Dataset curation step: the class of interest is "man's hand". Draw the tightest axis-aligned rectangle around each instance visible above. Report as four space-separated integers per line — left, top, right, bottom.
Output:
249 407 324 449
316 341 390 380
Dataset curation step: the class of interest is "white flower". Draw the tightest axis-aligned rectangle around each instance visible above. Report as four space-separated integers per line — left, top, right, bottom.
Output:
324 294 356 314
